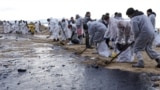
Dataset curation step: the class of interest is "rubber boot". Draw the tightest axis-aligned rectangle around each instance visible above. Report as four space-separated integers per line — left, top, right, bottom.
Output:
132 60 144 68
155 59 160 68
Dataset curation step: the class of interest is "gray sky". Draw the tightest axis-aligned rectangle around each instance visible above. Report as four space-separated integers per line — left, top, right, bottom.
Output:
0 0 159 27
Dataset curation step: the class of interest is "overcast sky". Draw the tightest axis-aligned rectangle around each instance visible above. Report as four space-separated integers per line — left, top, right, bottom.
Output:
0 0 159 27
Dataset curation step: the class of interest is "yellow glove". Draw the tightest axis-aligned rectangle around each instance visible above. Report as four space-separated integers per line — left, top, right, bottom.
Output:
111 51 117 58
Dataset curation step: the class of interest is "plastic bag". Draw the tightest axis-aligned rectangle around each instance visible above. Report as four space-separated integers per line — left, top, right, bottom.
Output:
154 32 160 47
97 40 111 57
116 47 134 63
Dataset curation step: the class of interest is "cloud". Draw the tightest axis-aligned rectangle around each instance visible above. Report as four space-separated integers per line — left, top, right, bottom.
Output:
0 7 16 12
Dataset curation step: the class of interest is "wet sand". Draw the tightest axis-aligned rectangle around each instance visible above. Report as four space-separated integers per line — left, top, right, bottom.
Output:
0 26 160 89
0 34 158 90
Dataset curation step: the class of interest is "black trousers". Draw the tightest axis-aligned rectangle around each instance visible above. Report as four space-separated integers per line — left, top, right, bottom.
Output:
84 30 91 48
105 38 110 47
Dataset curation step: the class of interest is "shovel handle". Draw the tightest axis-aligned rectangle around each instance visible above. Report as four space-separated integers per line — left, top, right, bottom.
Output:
79 48 87 54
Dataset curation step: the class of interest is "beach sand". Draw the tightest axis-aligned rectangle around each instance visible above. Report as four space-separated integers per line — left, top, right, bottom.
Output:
0 25 160 88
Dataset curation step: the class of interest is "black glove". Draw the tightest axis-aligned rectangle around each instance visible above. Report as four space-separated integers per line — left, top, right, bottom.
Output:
68 38 71 41
105 38 110 42
131 41 135 44
105 38 110 46
116 43 127 51
111 38 115 42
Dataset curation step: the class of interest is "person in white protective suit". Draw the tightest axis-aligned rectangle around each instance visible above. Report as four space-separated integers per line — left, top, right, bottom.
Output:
69 17 75 25
126 7 160 68
147 9 156 30
19 20 27 34
66 19 72 40
67 24 80 44
17 21 22 34
114 12 123 20
3 21 8 34
88 21 111 57
75 14 84 44
35 21 40 33
104 14 119 54
19 20 23 34
60 19 69 41
116 20 135 62
47 18 60 41
6 21 11 33
99 13 113 49
12 21 19 34
24 21 29 34
10 22 15 33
